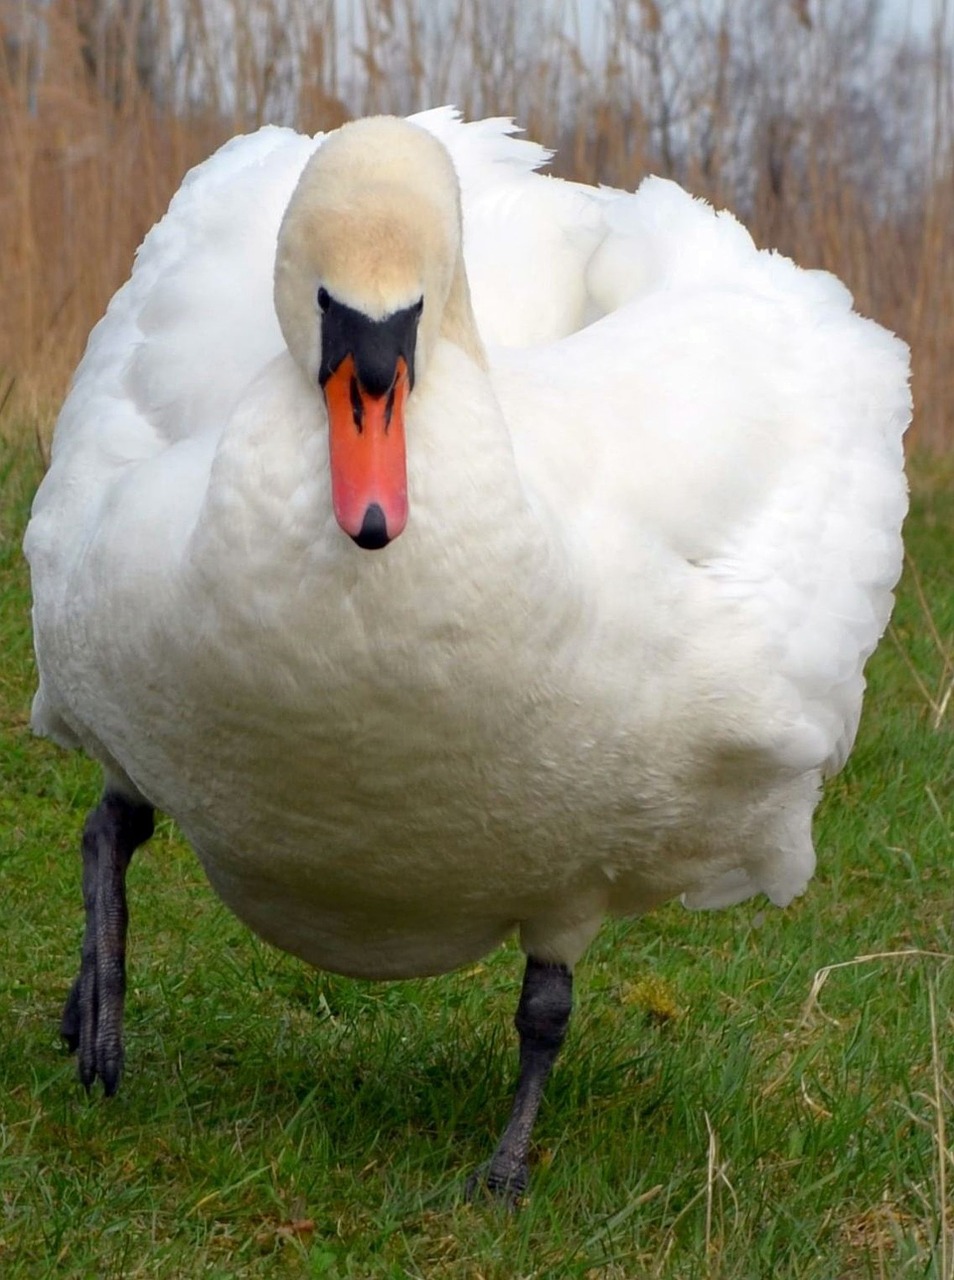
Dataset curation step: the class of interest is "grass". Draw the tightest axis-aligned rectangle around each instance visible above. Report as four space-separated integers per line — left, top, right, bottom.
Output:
0 435 952 1279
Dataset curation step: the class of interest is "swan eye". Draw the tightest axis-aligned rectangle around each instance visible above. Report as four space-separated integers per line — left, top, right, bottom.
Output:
317 286 331 313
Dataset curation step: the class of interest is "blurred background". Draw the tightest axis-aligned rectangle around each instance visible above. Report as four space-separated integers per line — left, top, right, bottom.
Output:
1 0 951 451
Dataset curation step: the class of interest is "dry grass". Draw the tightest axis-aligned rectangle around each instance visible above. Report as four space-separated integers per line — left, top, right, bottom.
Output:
1 0 952 450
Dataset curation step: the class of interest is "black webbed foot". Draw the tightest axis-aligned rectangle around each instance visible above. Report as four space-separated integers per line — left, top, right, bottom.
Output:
61 791 154 1095
464 957 572 1207
464 1158 529 1211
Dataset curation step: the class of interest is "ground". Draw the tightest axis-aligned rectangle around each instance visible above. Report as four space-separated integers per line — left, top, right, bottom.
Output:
1 439 952 1279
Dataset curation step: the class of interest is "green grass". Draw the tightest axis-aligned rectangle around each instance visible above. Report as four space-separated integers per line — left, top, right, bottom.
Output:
1 437 952 1279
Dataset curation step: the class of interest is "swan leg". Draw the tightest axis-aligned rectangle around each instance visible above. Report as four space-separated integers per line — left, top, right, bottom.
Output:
60 790 154 1095
467 956 573 1205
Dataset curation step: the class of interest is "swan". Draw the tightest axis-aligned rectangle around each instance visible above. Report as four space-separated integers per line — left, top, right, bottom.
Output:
24 108 910 1201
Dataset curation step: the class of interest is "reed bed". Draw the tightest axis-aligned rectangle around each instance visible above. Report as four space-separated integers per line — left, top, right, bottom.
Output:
1 0 951 450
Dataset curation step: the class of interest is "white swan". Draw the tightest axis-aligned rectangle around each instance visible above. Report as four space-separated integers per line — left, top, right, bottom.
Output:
24 109 910 1199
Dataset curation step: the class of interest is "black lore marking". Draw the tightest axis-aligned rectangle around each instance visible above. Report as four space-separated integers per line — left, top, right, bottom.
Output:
318 293 423 395
350 375 364 431
352 503 390 551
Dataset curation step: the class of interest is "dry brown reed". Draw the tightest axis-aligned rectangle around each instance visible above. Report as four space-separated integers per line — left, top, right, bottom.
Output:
1 0 951 450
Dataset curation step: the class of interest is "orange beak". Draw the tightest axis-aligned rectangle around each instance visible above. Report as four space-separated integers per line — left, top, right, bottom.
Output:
322 354 410 549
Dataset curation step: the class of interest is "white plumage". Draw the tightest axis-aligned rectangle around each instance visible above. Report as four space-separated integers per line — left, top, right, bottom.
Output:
26 108 910 985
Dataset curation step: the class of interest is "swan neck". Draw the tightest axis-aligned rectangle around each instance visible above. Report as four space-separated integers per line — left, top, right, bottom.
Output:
438 254 487 372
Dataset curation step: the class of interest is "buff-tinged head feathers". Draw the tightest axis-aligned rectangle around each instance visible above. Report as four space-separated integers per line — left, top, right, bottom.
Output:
274 117 484 387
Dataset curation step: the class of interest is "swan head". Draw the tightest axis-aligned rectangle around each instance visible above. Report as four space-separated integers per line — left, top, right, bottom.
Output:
274 116 473 550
